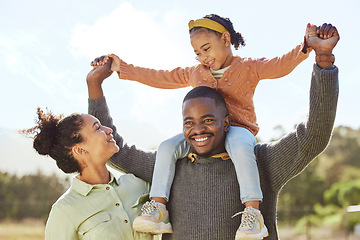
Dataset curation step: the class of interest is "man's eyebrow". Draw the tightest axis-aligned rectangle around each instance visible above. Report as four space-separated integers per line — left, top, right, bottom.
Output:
201 114 215 118
183 114 215 121
183 116 193 121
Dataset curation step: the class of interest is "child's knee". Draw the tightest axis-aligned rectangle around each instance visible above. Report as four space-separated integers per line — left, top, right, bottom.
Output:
158 133 185 152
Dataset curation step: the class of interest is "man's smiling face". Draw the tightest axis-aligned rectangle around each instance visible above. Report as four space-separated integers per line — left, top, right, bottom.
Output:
182 97 230 157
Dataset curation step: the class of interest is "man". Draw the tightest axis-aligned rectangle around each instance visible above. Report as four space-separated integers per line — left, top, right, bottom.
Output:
86 23 339 240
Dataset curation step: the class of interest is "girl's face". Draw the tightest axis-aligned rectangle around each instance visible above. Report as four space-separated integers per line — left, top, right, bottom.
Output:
76 114 119 166
190 29 233 70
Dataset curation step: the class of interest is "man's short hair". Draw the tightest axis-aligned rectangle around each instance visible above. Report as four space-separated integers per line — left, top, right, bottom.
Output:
183 86 228 114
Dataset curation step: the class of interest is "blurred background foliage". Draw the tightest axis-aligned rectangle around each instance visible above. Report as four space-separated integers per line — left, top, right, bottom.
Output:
277 126 360 232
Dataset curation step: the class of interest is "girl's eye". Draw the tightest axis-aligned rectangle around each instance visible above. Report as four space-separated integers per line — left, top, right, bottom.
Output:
204 47 210 52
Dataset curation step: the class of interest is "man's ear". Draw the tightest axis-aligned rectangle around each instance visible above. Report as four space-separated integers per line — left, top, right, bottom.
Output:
221 31 231 47
224 115 230 132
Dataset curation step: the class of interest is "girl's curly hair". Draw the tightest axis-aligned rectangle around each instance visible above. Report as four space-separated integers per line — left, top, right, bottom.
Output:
190 14 246 50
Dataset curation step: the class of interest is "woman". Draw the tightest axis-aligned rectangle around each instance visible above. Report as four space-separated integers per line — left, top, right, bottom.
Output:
23 108 158 240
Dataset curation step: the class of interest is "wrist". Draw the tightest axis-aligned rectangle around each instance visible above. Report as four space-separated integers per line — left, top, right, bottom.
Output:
315 54 335 68
111 66 121 72
313 47 333 56
86 71 105 86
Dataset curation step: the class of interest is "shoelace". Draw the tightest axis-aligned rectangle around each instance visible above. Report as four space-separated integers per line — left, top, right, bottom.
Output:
232 208 257 228
141 200 159 216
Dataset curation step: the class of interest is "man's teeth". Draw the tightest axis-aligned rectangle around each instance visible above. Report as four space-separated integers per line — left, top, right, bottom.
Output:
195 137 208 142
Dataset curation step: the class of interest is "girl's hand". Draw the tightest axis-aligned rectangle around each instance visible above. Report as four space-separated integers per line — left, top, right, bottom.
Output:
108 54 121 72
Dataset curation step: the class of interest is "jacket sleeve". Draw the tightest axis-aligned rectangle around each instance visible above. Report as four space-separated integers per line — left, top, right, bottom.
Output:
88 96 156 183
254 43 311 80
255 64 339 191
117 60 193 89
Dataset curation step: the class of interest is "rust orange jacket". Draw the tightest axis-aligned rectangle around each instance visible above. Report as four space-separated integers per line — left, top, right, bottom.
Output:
117 43 310 135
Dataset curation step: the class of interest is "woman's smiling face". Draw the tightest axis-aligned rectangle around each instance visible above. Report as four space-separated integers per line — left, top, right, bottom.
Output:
76 114 119 164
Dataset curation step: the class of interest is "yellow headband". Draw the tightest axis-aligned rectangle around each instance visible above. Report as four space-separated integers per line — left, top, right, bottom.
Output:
188 18 227 34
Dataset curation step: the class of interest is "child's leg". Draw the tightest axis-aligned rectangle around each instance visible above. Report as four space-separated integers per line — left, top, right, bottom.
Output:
226 127 268 239
225 126 263 205
133 133 189 234
149 133 190 202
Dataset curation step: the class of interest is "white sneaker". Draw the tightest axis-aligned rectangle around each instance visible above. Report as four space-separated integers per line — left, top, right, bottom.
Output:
233 206 269 240
133 200 173 234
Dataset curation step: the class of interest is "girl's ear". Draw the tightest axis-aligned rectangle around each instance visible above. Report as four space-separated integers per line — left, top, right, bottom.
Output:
221 31 231 47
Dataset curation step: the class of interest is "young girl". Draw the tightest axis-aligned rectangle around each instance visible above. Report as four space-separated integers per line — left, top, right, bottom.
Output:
96 14 312 239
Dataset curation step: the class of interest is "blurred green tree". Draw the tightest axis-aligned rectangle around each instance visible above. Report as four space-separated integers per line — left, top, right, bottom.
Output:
0 170 68 221
277 126 360 229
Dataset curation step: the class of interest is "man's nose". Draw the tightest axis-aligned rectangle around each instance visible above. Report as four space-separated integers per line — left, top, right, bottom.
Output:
192 123 205 133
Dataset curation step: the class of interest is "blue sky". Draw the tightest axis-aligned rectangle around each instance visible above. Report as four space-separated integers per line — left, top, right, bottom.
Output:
1 0 359 170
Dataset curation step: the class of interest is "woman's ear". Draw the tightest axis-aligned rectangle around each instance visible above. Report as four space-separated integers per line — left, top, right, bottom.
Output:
72 145 88 157
221 31 231 47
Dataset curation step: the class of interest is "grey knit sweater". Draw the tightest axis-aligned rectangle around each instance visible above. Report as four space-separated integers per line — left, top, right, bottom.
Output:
88 64 339 240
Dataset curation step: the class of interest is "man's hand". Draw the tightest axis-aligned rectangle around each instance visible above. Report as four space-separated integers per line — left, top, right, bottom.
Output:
306 23 339 68
307 23 339 55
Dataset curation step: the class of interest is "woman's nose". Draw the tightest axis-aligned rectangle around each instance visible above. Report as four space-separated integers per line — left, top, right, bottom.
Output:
104 126 113 134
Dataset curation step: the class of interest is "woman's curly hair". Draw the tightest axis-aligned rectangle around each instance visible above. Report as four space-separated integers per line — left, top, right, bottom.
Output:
21 108 84 173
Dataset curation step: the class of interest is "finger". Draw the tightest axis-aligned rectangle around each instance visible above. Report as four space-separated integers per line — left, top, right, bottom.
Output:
318 23 327 39
91 58 98 66
323 23 333 39
306 24 317 37
328 26 339 39
99 55 106 63
103 56 113 66
109 53 116 59
99 56 108 65
334 26 340 39
95 59 99 66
